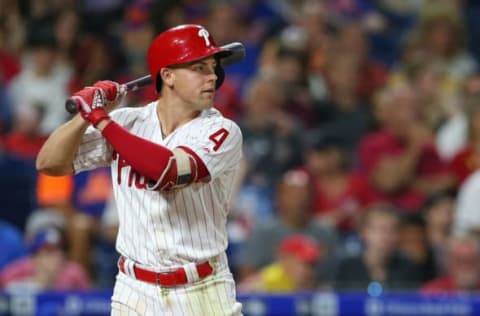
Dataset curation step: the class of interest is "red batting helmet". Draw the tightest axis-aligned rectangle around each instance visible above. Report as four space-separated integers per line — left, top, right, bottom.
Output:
147 24 234 92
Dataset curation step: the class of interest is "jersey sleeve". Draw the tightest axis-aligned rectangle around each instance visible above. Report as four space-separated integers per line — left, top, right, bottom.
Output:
73 125 112 173
73 107 142 173
181 118 242 180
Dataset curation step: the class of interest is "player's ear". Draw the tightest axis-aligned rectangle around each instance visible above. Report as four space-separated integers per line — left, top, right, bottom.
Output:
160 68 175 88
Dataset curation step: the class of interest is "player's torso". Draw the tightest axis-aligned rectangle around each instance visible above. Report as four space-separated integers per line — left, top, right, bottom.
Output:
110 103 240 269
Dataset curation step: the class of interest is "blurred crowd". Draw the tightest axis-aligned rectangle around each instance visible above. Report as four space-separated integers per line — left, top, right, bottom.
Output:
1 0 480 295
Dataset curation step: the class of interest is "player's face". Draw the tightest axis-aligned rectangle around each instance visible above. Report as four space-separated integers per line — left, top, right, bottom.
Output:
172 56 218 110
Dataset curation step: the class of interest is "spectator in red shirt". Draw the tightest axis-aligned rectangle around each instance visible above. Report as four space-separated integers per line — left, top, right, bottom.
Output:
0 227 91 291
422 235 480 293
358 85 453 211
4 102 47 159
304 132 372 233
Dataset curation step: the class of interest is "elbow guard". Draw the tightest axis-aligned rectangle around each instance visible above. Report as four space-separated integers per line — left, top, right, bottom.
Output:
147 148 199 191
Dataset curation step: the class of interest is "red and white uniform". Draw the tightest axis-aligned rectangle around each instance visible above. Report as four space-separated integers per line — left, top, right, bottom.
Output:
73 102 243 315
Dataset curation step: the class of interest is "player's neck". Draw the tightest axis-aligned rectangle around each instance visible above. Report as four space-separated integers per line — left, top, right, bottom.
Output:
156 99 201 137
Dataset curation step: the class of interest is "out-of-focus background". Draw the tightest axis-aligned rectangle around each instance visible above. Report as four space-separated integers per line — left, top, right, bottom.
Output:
2 0 480 315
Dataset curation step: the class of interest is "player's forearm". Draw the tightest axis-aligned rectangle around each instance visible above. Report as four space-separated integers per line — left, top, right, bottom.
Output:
96 119 208 189
36 115 90 176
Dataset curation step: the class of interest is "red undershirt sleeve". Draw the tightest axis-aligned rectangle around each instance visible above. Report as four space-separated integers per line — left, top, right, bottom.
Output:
101 121 174 181
101 121 210 183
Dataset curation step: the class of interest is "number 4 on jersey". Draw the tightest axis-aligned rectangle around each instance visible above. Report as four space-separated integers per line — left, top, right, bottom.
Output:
209 128 229 151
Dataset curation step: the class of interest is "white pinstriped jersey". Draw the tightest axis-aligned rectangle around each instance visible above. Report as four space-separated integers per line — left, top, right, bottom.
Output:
73 102 242 270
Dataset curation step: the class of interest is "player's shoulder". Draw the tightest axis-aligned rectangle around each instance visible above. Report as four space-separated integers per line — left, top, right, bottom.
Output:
110 102 156 125
198 108 242 135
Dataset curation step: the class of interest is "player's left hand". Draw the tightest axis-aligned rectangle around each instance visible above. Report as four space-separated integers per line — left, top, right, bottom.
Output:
72 87 110 127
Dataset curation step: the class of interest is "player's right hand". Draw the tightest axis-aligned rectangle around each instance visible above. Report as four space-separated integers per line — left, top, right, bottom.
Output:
93 80 125 110
71 87 110 127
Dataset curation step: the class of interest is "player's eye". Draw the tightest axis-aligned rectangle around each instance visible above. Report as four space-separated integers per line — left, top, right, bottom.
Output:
192 63 216 75
193 65 205 72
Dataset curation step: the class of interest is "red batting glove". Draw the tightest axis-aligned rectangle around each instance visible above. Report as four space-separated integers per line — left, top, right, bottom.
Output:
93 80 123 105
71 87 110 127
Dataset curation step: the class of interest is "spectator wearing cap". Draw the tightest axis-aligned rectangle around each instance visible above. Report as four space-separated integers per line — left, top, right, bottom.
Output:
238 235 323 293
422 235 480 293
237 169 337 283
0 227 90 291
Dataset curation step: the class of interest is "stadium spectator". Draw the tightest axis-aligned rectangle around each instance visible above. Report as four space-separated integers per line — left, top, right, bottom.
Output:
53 8 81 71
36 169 112 281
0 227 90 291
422 235 480 293
274 48 316 129
422 189 456 274
315 50 373 151
303 132 371 234
3 101 47 160
335 206 423 290
397 213 438 282
358 85 452 211
8 25 71 135
235 74 304 224
238 235 323 293
412 4 478 83
115 1 156 107
237 169 337 282
332 21 388 103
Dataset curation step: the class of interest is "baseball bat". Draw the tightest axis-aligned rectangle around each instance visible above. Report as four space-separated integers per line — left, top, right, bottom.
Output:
65 42 245 114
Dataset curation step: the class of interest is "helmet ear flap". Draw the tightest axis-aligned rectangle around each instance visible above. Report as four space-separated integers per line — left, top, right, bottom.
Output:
215 65 225 89
156 72 162 93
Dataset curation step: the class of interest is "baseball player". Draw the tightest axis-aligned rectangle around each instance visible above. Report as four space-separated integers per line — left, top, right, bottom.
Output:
36 24 244 315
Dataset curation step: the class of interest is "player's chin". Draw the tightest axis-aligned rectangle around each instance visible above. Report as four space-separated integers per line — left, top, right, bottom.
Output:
198 95 214 107
193 100 213 111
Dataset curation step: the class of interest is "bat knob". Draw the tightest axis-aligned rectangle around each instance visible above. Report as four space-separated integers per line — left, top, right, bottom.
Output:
65 98 79 114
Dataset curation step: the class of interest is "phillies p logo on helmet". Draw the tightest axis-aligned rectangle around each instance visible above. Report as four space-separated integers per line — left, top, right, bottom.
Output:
198 28 211 47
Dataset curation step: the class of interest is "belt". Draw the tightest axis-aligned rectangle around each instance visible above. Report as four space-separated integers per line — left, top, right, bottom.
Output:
118 256 214 287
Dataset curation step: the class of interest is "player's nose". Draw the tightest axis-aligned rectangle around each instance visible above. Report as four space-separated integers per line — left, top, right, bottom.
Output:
206 67 218 82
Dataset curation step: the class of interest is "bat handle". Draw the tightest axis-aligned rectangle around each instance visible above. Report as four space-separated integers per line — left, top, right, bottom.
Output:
65 98 79 114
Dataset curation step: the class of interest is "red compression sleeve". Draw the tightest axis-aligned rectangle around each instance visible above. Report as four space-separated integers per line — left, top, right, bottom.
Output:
101 121 174 181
